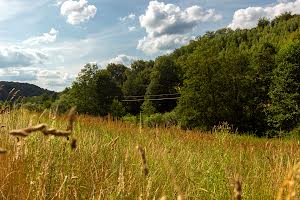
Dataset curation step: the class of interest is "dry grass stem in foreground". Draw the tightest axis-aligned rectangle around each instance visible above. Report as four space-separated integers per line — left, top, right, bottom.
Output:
277 162 300 200
9 107 76 139
7 88 15 98
42 129 71 137
136 145 149 176
0 147 7 154
66 107 76 132
71 138 77 149
9 124 47 137
0 106 9 114
10 90 20 101
234 177 242 200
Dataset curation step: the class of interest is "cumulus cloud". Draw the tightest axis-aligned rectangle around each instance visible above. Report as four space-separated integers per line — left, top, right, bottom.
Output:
229 0 300 29
137 1 222 54
0 46 48 68
55 0 66 6
60 0 97 25
36 69 75 88
0 68 38 82
119 13 136 22
100 54 137 67
23 28 59 46
109 54 137 66
0 67 75 90
137 34 191 54
139 1 221 37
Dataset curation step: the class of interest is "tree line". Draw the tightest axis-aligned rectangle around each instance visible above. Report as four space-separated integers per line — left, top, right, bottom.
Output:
50 13 300 136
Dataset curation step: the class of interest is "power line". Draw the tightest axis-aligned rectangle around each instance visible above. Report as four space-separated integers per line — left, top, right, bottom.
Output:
121 97 179 102
124 93 180 99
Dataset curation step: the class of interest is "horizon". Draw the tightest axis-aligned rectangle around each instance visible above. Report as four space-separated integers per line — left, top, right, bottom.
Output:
0 0 299 91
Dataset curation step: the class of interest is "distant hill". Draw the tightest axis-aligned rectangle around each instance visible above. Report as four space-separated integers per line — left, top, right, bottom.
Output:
0 81 56 101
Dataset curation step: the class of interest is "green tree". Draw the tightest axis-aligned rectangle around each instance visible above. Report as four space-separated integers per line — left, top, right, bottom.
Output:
122 60 154 114
95 70 123 116
110 99 126 118
106 63 128 87
146 56 182 113
267 40 300 134
69 63 99 114
141 99 156 116
176 44 223 129
257 17 270 29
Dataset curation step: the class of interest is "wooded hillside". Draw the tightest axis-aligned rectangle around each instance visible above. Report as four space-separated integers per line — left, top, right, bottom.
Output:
52 13 300 136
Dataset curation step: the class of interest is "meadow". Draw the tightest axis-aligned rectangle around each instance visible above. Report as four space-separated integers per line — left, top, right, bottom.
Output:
0 108 300 199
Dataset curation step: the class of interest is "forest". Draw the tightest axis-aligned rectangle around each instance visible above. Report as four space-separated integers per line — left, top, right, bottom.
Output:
31 12 300 137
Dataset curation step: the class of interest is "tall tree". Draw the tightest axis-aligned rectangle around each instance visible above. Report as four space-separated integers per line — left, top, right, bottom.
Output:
106 63 128 87
176 44 223 129
95 69 123 116
145 56 182 113
123 60 154 114
69 63 99 114
267 40 300 134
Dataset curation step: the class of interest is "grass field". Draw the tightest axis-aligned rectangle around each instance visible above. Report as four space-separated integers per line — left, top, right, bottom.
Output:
0 108 300 199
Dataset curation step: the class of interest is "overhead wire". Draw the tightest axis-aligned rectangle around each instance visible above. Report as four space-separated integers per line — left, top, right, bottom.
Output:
121 97 180 102
123 93 180 99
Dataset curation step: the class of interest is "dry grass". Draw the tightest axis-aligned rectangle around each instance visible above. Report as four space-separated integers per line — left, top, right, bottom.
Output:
0 108 300 199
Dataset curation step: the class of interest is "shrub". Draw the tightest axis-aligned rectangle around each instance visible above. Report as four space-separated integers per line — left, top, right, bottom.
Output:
145 113 163 127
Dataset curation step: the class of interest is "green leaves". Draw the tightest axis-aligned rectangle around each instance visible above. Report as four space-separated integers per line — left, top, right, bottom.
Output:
267 40 300 133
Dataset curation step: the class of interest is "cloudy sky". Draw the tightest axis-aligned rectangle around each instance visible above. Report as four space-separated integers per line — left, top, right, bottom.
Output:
0 0 299 91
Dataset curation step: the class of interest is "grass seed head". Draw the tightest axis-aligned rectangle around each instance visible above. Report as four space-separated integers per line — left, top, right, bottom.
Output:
42 128 71 137
71 138 77 149
9 129 29 137
277 162 300 200
0 148 7 154
23 124 47 133
8 88 15 97
234 178 242 200
136 145 149 176
67 107 76 132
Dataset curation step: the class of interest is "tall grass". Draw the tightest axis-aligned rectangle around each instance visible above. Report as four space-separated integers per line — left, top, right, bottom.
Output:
0 108 300 199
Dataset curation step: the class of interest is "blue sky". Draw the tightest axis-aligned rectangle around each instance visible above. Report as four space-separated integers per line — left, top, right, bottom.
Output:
0 0 298 91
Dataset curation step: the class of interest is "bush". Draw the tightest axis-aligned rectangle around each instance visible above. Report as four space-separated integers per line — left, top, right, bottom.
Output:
162 111 178 127
145 113 163 127
122 114 139 125
23 102 44 112
110 99 126 118
144 111 179 128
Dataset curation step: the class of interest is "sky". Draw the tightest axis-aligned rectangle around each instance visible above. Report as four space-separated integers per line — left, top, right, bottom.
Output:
0 0 299 91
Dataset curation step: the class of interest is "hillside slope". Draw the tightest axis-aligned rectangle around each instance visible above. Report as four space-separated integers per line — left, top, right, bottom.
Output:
0 81 56 101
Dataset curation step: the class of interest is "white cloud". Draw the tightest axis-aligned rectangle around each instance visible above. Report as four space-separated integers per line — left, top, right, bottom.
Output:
137 0 221 54
100 54 137 67
119 13 136 22
23 28 59 46
36 69 75 88
60 0 97 25
139 1 222 37
229 0 300 29
0 46 48 68
137 34 191 54
0 67 75 91
0 68 38 82
128 26 137 32
55 0 66 6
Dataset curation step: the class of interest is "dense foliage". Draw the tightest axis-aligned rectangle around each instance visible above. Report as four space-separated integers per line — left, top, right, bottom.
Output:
53 13 300 136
